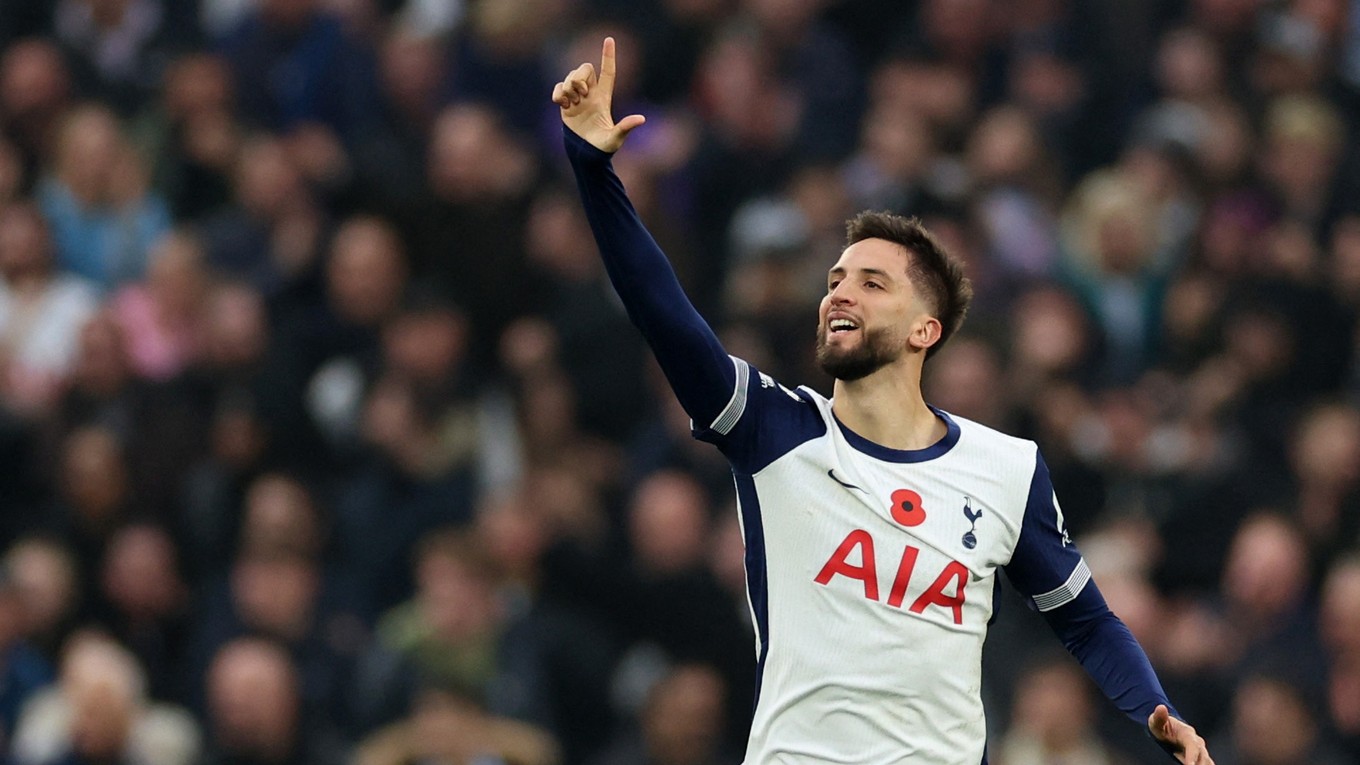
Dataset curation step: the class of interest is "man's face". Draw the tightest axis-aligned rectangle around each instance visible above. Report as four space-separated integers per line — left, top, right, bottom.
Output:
816 238 928 381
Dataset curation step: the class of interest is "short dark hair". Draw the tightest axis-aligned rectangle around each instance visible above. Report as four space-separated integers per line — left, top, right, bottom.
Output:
845 211 972 359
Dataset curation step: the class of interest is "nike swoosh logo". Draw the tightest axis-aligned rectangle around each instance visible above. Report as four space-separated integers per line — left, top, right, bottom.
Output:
827 469 865 493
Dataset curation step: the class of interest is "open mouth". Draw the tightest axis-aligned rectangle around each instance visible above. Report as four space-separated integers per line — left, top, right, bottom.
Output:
828 319 860 334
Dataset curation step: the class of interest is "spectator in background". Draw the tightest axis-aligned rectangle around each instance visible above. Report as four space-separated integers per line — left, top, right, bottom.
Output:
1212 669 1350 765
348 25 446 212
994 658 1127 765
36 104 171 289
1058 170 1168 385
0 40 75 180
217 0 375 138
130 54 238 222
10 631 199 765
0 202 99 417
196 135 325 298
401 103 541 365
1283 402 1360 564
0 568 54 753
350 528 561 754
590 664 731 765
200 637 344 765
353 686 561 765
2 539 83 663
262 214 406 472
110 230 209 382
614 471 753 737
1320 555 1360 758
0 137 28 207
52 0 202 116
91 523 190 705
46 426 133 585
443 0 560 136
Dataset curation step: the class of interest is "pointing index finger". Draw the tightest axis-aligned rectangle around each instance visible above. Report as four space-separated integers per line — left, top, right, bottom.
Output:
600 37 617 89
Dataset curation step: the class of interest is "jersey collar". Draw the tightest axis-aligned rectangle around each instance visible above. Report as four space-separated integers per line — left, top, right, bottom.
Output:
832 405 961 463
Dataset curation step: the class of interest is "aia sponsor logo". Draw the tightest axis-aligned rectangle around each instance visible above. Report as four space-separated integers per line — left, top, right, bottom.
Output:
813 528 970 624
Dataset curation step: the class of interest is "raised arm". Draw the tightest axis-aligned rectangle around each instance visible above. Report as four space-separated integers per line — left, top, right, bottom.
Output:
552 38 737 428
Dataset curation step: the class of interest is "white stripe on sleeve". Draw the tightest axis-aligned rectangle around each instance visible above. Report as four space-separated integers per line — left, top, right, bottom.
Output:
709 357 750 435
1032 558 1092 612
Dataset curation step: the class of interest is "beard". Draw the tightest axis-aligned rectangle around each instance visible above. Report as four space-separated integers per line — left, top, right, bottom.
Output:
815 324 901 381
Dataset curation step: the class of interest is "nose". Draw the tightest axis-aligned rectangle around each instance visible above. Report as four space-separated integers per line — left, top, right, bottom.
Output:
828 283 854 305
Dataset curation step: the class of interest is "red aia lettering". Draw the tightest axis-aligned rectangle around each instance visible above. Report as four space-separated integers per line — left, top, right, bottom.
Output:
908 561 969 625
813 529 878 601
815 530 968 624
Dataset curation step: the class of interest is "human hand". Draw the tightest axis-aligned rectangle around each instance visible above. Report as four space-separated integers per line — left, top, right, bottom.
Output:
551 37 645 154
1149 704 1215 764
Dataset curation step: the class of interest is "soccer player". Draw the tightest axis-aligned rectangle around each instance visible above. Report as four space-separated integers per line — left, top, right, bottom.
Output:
552 39 1215 765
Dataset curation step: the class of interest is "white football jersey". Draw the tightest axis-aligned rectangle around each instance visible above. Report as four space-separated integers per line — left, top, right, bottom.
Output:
694 358 1090 765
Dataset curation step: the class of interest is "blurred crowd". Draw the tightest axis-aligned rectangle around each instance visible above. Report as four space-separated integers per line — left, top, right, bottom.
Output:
1 0 1359 764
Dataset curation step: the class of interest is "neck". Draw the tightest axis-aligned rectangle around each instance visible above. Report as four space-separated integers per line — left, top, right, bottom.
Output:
830 355 944 450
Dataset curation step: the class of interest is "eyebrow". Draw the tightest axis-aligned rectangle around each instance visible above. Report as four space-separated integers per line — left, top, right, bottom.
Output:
828 266 896 282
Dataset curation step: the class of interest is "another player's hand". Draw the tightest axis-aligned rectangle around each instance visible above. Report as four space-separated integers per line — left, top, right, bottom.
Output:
1149 705 1215 764
551 37 645 154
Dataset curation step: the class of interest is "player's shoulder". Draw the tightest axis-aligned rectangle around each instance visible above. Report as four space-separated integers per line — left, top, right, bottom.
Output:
944 410 1040 462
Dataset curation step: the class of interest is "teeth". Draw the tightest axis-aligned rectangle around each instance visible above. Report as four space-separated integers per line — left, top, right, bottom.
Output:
830 319 857 331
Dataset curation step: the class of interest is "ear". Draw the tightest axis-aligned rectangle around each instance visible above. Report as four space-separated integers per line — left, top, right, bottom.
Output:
908 316 942 353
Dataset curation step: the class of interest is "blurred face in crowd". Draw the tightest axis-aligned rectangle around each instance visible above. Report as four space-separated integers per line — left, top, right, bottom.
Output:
4 539 80 638
259 0 318 28
0 139 25 205
234 138 304 218
60 426 129 527
1231 676 1317 763
967 107 1041 185
230 550 320 641
54 105 124 205
1222 514 1308 621
207 639 300 757
1320 558 1360 656
1156 27 1224 100
1011 287 1089 377
71 311 132 396
629 470 710 575
427 104 534 202
382 306 467 385
84 0 135 28
922 337 1003 427
326 217 407 326
0 203 52 284
0 40 70 119
860 107 931 181
416 538 500 642
203 282 268 370
477 491 551 581
526 190 598 281
1289 403 1360 489
378 29 445 119
101 524 186 621
0 577 24 649
146 232 210 320
162 54 234 121
241 474 323 557
643 665 726 765
62 634 143 760
1010 661 1094 750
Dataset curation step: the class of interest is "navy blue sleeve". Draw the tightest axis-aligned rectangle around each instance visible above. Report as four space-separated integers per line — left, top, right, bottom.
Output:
1006 451 1182 759
564 126 734 428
